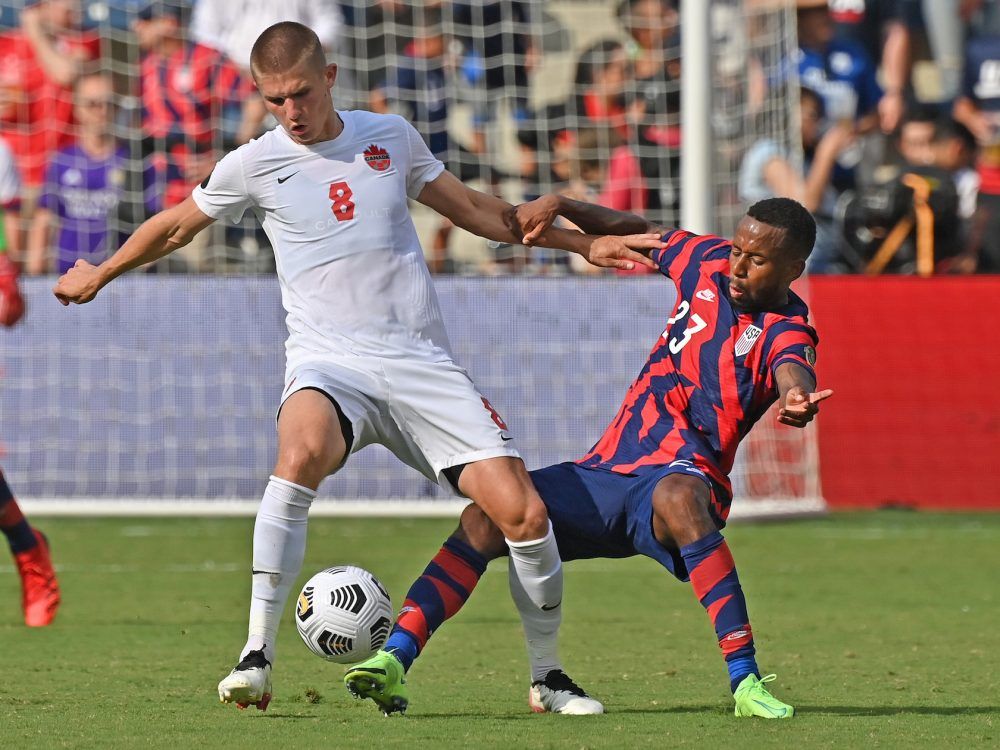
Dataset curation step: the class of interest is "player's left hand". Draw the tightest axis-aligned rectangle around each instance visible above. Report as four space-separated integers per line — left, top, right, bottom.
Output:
778 387 833 428
586 234 662 271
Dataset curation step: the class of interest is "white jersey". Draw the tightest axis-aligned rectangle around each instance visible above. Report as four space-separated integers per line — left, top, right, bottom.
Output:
192 110 451 369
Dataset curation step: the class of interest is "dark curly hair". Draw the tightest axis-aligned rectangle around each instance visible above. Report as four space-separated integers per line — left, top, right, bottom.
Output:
746 198 816 259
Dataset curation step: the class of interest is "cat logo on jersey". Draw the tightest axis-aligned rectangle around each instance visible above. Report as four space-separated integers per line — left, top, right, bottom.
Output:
363 144 391 172
734 324 763 357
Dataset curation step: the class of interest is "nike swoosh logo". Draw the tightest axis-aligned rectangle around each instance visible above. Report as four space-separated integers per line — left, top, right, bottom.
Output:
501 435 513 441
752 699 787 717
541 600 561 611
277 171 299 184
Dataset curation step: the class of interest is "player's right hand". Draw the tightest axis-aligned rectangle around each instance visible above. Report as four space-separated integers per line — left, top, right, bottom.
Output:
778 388 834 428
586 234 662 271
53 259 103 306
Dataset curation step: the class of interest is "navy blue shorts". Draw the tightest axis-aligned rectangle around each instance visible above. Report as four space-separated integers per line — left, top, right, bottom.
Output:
528 462 723 582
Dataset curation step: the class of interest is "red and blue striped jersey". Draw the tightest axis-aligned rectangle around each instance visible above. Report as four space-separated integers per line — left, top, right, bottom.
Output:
140 42 249 206
578 229 818 503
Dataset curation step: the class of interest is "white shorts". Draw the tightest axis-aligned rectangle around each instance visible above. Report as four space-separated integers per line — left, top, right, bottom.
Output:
279 356 520 490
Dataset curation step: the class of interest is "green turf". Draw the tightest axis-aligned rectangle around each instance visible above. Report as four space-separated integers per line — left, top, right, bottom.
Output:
0 512 997 749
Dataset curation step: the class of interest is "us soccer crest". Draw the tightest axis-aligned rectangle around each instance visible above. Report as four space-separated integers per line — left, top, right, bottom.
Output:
363 144 391 171
734 325 763 357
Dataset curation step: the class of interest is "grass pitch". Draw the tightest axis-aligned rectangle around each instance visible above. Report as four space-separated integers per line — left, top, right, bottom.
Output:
1 512 997 749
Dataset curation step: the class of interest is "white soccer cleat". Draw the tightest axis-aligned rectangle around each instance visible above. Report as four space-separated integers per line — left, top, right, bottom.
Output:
218 649 273 711
528 670 605 715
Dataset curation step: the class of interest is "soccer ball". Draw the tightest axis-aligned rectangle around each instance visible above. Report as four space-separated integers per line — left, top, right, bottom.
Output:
295 565 393 664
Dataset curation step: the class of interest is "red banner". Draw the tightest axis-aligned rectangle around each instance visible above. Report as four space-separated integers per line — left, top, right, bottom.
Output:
809 276 1000 509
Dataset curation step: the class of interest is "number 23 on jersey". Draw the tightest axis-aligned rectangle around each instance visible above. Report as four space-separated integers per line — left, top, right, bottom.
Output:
661 300 707 353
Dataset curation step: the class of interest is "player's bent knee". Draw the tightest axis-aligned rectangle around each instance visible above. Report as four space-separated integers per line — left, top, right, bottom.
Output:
274 441 343 488
652 475 716 547
458 504 508 560
460 457 550 541
499 502 550 542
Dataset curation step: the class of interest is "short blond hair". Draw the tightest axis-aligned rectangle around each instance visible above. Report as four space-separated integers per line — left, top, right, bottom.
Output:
250 21 326 80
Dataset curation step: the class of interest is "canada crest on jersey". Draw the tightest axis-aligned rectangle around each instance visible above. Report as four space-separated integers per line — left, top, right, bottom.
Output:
363 143 391 172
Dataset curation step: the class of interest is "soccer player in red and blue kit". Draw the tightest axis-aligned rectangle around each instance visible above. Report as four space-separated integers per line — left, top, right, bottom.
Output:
0 469 59 627
345 196 832 719
0 257 60 626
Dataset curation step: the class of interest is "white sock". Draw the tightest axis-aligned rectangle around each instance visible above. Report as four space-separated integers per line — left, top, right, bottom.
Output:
509 556 562 682
505 521 563 681
505 521 563 610
240 475 316 665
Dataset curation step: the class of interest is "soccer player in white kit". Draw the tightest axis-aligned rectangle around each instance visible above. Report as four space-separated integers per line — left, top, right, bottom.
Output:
53 21 664 713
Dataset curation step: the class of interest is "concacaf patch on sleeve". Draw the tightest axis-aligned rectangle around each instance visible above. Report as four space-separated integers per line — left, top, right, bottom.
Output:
804 345 817 366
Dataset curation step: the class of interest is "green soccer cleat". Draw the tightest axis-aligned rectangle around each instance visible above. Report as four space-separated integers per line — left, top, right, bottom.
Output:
733 673 795 719
344 650 409 716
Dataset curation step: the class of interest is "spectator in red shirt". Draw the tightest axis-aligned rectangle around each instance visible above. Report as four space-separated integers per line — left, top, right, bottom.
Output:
134 1 253 212
572 39 638 142
0 0 99 190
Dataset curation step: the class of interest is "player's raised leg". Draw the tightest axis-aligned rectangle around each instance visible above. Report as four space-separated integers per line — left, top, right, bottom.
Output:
218 389 348 711
1 469 60 627
652 474 793 719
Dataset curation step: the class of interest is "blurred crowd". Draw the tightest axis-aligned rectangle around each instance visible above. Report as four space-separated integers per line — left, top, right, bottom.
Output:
1 0 999 275
741 0 1000 275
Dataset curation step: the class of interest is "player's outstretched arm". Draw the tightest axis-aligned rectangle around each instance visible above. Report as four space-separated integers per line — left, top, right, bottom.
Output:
515 194 665 246
416 172 660 271
53 197 214 306
775 362 833 428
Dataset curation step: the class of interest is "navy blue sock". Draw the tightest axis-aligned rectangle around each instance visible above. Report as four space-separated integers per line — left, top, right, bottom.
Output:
384 631 420 672
384 536 487 673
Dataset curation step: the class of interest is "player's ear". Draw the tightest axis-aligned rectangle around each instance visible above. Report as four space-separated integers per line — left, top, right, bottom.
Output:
788 257 806 283
325 63 338 89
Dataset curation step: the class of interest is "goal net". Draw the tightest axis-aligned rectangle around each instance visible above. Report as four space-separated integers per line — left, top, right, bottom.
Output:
2 0 822 518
